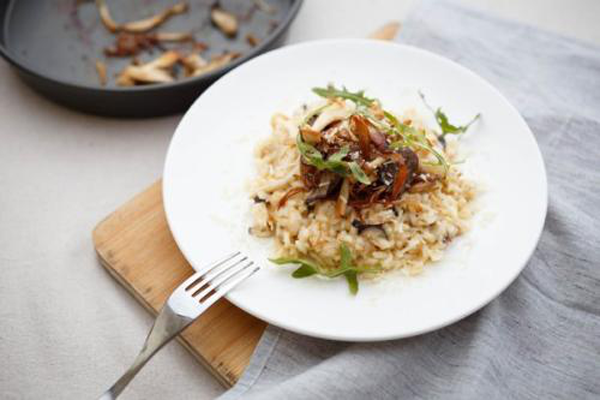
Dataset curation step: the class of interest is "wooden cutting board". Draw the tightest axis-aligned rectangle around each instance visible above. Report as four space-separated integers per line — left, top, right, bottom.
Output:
93 23 400 387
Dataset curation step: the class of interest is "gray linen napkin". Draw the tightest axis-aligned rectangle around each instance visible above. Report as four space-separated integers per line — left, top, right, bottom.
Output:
219 1 600 398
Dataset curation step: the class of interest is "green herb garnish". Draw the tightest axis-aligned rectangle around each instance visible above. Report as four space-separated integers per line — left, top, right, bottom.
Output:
270 244 380 295
312 85 375 107
347 161 371 185
384 110 450 173
296 134 371 184
419 92 480 144
307 85 480 179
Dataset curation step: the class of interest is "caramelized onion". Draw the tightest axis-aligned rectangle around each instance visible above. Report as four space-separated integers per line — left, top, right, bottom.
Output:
300 128 321 144
391 163 409 199
278 187 306 209
351 115 372 160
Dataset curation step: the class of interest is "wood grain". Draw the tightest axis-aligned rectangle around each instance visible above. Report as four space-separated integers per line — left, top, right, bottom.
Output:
92 23 400 387
93 181 267 387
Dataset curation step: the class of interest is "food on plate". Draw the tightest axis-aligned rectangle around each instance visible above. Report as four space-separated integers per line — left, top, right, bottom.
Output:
211 6 239 37
249 85 480 294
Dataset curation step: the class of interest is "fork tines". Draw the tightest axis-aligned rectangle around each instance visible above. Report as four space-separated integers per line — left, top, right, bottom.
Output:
182 252 258 304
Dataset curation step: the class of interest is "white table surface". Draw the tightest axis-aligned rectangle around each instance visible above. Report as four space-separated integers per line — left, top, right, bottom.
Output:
1 0 598 399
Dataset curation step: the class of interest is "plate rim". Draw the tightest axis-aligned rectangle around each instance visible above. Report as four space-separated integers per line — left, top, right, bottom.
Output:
163 38 548 341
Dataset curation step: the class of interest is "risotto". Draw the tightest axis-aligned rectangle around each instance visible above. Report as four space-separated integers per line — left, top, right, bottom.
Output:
249 85 479 294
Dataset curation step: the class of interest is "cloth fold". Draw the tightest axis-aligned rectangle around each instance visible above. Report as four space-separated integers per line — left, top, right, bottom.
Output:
219 1 600 398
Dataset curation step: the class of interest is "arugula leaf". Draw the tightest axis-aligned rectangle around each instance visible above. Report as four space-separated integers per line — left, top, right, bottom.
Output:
384 109 450 173
313 85 374 107
269 257 319 278
303 103 330 125
344 270 359 295
326 146 352 175
296 135 372 184
419 91 480 142
328 146 350 163
348 161 371 185
340 243 353 269
296 134 327 169
292 265 318 278
435 109 480 136
269 244 380 295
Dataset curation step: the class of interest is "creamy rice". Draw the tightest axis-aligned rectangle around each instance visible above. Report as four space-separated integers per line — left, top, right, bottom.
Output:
249 102 477 277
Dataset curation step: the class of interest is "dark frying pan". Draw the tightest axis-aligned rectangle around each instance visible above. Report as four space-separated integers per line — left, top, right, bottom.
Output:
0 0 302 117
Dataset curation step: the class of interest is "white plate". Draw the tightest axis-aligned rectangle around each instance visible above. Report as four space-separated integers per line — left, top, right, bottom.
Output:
163 39 547 341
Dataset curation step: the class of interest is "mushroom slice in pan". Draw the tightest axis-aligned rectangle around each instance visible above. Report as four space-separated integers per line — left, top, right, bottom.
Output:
105 32 193 57
121 3 189 33
116 51 180 86
95 60 108 86
154 32 194 42
189 52 240 77
253 0 277 15
211 6 238 37
181 53 208 76
96 0 119 33
246 33 260 47
96 1 189 33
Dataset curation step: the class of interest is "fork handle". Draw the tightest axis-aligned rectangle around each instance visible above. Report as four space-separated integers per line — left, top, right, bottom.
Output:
99 304 194 399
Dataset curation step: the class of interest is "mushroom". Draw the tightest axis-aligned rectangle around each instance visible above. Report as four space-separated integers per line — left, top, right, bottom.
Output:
211 6 238 37
104 32 192 57
246 33 260 47
116 50 180 86
351 220 389 240
181 53 208 76
96 0 119 33
311 103 354 132
300 128 321 144
95 60 108 86
305 172 342 206
96 0 189 33
121 2 188 33
253 0 277 14
335 178 350 217
189 52 240 77
154 31 193 42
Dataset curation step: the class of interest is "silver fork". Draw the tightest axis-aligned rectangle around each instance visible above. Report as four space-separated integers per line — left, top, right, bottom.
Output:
99 252 258 399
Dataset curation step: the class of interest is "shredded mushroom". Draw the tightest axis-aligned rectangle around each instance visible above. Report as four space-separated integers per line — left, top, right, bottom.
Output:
104 32 193 57
95 60 108 86
96 0 119 32
211 6 238 37
181 53 208 76
116 51 180 86
189 52 240 77
253 0 277 14
96 1 189 33
246 33 259 47
121 2 188 33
